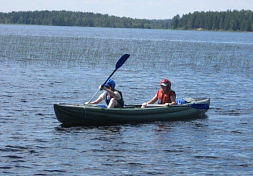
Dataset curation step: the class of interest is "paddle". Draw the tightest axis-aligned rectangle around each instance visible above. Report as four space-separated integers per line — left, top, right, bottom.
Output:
146 103 209 110
88 54 130 103
189 104 209 109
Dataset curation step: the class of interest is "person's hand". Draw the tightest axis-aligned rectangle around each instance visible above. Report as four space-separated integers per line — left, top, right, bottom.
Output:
99 85 105 90
141 102 147 108
164 103 169 107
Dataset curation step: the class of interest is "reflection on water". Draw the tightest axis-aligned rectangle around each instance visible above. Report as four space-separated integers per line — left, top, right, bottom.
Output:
0 25 253 175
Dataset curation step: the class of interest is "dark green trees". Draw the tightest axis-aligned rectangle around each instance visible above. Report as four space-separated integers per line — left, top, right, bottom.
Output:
171 10 253 32
1 10 252 32
0 10 171 29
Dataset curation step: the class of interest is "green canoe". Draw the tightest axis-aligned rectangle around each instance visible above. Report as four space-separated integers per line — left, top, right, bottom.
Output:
53 98 210 125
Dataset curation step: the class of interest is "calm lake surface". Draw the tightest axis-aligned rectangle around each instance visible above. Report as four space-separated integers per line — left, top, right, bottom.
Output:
0 24 253 175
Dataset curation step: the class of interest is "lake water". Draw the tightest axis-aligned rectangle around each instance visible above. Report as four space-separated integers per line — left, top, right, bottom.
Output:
0 24 253 175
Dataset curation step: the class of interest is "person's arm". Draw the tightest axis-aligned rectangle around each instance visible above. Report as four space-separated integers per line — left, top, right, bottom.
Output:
104 88 121 100
147 94 158 104
113 91 121 100
141 93 158 108
169 95 176 105
90 93 104 104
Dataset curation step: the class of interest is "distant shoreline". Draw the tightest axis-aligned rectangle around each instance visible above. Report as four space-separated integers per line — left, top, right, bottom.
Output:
1 10 252 32
1 23 252 34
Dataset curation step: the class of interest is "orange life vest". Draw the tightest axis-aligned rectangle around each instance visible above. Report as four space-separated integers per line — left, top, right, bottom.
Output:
156 89 176 104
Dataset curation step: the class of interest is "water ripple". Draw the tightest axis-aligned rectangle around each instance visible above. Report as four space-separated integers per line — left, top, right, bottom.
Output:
1 25 253 175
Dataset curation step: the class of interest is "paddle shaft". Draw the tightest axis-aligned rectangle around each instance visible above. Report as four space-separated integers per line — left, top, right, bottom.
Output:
101 70 116 87
146 103 209 109
88 70 116 103
88 54 130 103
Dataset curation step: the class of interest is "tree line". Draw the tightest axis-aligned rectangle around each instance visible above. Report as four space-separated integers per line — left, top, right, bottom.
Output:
1 10 252 32
0 10 171 29
171 10 253 32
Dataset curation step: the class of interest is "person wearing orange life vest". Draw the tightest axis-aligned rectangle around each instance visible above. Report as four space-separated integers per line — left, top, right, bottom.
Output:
142 79 176 108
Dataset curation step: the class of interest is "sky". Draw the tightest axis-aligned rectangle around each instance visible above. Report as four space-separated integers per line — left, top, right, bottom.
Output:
0 0 252 19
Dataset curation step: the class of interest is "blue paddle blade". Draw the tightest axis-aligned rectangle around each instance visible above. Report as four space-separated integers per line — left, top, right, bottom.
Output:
115 54 130 70
189 104 209 109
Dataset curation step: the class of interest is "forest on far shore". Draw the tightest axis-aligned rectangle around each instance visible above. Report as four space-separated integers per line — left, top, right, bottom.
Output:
171 10 253 32
0 10 171 29
0 10 252 32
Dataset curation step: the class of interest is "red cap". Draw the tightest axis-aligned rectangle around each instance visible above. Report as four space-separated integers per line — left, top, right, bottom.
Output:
160 79 171 87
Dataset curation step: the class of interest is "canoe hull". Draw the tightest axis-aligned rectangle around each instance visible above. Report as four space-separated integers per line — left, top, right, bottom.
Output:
54 98 210 125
